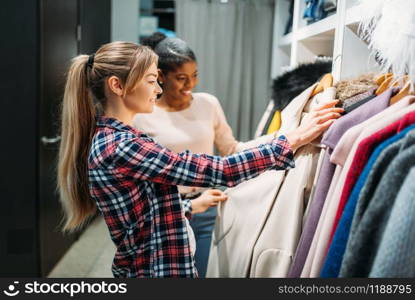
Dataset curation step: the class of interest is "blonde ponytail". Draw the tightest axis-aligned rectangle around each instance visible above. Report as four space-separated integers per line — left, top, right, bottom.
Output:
58 42 158 232
58 55 96 232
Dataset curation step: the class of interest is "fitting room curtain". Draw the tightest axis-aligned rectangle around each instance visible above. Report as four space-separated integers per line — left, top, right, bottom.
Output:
175 0 274 141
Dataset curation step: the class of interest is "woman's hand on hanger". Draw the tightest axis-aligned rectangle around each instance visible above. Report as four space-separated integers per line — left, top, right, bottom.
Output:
191 189 228 214
285 100 343 151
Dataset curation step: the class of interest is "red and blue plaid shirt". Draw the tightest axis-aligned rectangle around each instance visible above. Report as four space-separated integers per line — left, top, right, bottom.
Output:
88 116 295 277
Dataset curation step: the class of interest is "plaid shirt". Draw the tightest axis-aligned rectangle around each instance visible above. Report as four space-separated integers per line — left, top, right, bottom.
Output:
88 116 295 278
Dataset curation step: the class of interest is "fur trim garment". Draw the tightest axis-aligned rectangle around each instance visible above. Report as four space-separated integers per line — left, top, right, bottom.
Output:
272 61 332 111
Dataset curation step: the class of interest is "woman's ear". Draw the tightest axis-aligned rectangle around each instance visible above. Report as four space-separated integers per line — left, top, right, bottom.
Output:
158 69 165 84
107 76 124 96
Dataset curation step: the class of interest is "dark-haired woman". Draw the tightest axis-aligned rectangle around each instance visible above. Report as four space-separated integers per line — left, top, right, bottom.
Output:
132 33 341 277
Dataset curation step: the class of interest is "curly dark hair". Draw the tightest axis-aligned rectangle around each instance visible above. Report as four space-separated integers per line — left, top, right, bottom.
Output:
142 32 196 74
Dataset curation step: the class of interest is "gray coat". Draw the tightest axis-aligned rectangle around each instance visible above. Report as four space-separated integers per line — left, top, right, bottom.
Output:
340 129 415 277
370 167 415 277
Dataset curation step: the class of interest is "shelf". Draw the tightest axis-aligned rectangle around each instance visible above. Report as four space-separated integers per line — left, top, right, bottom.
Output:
279 32 293 46
272 0 376 81
296 13 336 41
278 14 336 47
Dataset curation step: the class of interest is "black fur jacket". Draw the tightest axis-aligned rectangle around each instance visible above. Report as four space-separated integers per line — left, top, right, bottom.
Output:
272 61 332 111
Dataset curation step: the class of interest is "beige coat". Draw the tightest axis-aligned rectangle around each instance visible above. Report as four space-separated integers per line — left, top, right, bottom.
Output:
207 85 336 277
249 87 336 277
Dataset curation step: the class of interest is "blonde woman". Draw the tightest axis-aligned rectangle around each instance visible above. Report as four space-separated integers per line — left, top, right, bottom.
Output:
57 41 342 278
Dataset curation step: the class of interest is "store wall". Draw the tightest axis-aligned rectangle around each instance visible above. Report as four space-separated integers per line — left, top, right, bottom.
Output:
111 0 140 43
0 0 39 277
0 0 111 277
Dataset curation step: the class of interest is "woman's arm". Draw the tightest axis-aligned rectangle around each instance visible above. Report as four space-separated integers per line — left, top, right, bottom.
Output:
213 96 343 154
114 135 295 188
115 100 342 188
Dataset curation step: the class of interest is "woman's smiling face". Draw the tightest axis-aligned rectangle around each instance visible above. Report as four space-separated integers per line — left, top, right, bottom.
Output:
124 62 163 114
159 61 199 101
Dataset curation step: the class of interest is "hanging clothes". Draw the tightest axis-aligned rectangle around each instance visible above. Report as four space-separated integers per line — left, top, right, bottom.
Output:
343 94 376 114
289 88 392 277
271 61 332 112
370 166 415 277
299 88 394 277
207 84 321 277
259 105 281 136
340 130 415 277
249 87 336 277
266 110 282 134
255 101 275 138
334 74 377 103
288 76 379 278
341 88 376 108
319 98 415 277
327 99 415 241
340 112 415 277
332 108 415 249
322 118 415 277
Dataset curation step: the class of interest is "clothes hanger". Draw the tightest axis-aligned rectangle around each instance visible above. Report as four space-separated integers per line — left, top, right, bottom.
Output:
311 73 333 97
389 74 409 87
375 75 394 95
390 79 413 105
375 73 393 86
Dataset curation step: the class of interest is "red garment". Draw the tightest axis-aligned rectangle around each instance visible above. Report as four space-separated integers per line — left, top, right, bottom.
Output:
328 110 415 243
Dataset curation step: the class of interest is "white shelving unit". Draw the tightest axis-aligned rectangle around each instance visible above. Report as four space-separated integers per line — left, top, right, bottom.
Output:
271 0 380 82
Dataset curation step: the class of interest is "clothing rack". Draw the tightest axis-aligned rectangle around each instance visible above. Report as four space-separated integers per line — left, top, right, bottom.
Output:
208 0 415 279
